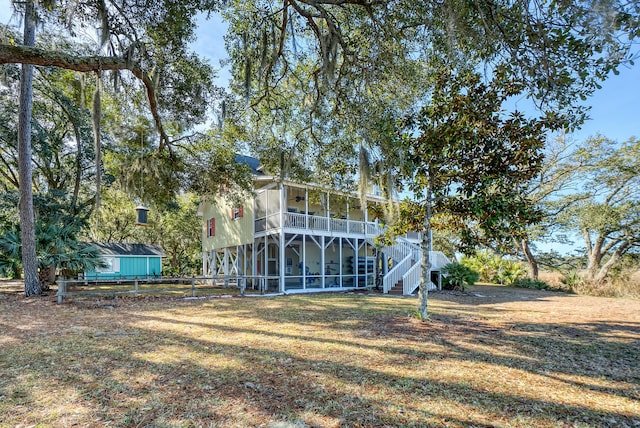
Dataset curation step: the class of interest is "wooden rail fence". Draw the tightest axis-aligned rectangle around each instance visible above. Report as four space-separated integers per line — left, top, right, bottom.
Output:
56 275 277 303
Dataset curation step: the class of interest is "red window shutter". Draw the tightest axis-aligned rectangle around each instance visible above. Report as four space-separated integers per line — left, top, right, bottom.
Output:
207 218 216 237
238 205 244 218
230 208 234 219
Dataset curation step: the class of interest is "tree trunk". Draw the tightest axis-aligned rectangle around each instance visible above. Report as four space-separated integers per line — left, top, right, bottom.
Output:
520 238 539 280
18 1 40 297
417 179 432 321
584 231 604 281
593 241 630 284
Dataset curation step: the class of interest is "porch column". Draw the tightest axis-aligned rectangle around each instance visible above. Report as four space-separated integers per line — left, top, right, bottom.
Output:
223 248 229 287
252 241 257 277
279 232 285 293
321 235 325 288
302 234 306 289
326 191 330 231
280 184 286 292
305 188 309 229
339 237 343 287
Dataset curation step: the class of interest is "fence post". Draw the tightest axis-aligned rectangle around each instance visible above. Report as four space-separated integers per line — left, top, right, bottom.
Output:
240 277 246 296
57 276 66 304
191 275 196 297
134 276 138 297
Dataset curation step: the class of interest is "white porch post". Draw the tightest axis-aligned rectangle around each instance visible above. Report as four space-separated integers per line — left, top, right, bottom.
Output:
326 191 330 231
305 188 309 229
302 234 306 289
339 237 343 287
252 241 257 277
279 184 286 293
223 248 229 287
264 234 268 282
321 235 325 288
236 245 240 283
366 241 370 287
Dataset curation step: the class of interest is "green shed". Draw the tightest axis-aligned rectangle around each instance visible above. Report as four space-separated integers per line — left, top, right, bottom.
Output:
84 243 165 280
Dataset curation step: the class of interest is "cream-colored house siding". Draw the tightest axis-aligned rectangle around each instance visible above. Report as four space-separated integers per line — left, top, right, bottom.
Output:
202 194 255 251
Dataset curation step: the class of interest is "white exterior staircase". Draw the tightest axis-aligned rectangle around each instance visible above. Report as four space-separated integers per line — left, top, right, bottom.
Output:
379 236 451 296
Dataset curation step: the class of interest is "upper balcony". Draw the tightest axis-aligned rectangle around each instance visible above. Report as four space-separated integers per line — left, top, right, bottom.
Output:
255 211 382 236
253 181 422 241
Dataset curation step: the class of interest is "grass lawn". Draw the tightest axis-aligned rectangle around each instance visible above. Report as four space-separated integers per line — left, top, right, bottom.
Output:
0 284 638 427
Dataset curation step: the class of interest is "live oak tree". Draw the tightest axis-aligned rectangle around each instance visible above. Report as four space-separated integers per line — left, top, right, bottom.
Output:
222 0 639 141
1 0 218 295
557 136 640 284
0 47 103 283
512 136 588 279
508 135 640 284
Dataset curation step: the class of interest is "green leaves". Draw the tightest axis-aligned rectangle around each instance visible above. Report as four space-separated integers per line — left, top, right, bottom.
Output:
394 67 546 252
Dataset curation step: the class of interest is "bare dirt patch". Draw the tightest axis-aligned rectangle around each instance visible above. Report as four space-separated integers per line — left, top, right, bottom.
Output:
0 284 638 427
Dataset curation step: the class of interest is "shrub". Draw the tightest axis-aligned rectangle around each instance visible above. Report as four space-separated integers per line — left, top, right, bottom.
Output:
513 278 551 290
494 259 527 285
441 262 480 291
560 271 584 288
461 251 527 285
460 251 499 282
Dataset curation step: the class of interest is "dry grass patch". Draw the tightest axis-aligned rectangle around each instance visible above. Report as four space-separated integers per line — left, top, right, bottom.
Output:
0 284 638 427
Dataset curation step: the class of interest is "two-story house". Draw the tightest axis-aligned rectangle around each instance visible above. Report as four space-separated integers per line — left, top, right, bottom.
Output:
199 156 450 295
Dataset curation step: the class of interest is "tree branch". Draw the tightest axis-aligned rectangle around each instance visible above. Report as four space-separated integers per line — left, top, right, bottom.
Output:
0 44 170 149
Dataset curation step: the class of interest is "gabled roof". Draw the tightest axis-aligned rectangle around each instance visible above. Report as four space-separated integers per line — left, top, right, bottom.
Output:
89 242 166 257
235 154 264 175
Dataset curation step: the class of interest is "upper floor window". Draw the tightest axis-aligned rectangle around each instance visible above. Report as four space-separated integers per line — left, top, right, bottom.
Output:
207 217 215 237
232 205 243 220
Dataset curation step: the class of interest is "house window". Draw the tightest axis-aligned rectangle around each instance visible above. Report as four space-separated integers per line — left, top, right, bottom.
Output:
231 205 243 220
207 217 215 237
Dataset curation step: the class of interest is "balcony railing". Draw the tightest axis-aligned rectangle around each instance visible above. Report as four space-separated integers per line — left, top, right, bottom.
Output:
255 212 424 242
256 212 380 236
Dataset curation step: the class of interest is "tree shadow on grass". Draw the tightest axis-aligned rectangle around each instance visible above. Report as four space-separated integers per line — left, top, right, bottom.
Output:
2 317 638 427
1 292 639 426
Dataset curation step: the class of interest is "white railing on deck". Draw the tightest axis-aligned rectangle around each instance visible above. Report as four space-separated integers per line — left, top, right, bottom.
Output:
401 263 438 295
329 218 348 233
310 216 328 231
272 212 379 235
383 236 420 263
348 220 365 234
366 223 382 236
284 212 307 229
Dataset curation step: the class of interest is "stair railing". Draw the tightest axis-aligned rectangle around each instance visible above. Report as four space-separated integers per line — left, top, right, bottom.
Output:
382 253 412 293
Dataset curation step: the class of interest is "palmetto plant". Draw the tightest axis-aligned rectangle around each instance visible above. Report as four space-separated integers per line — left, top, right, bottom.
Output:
0 226 22 279
0 192 104 285
0 220 104 286
441 262 480 291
